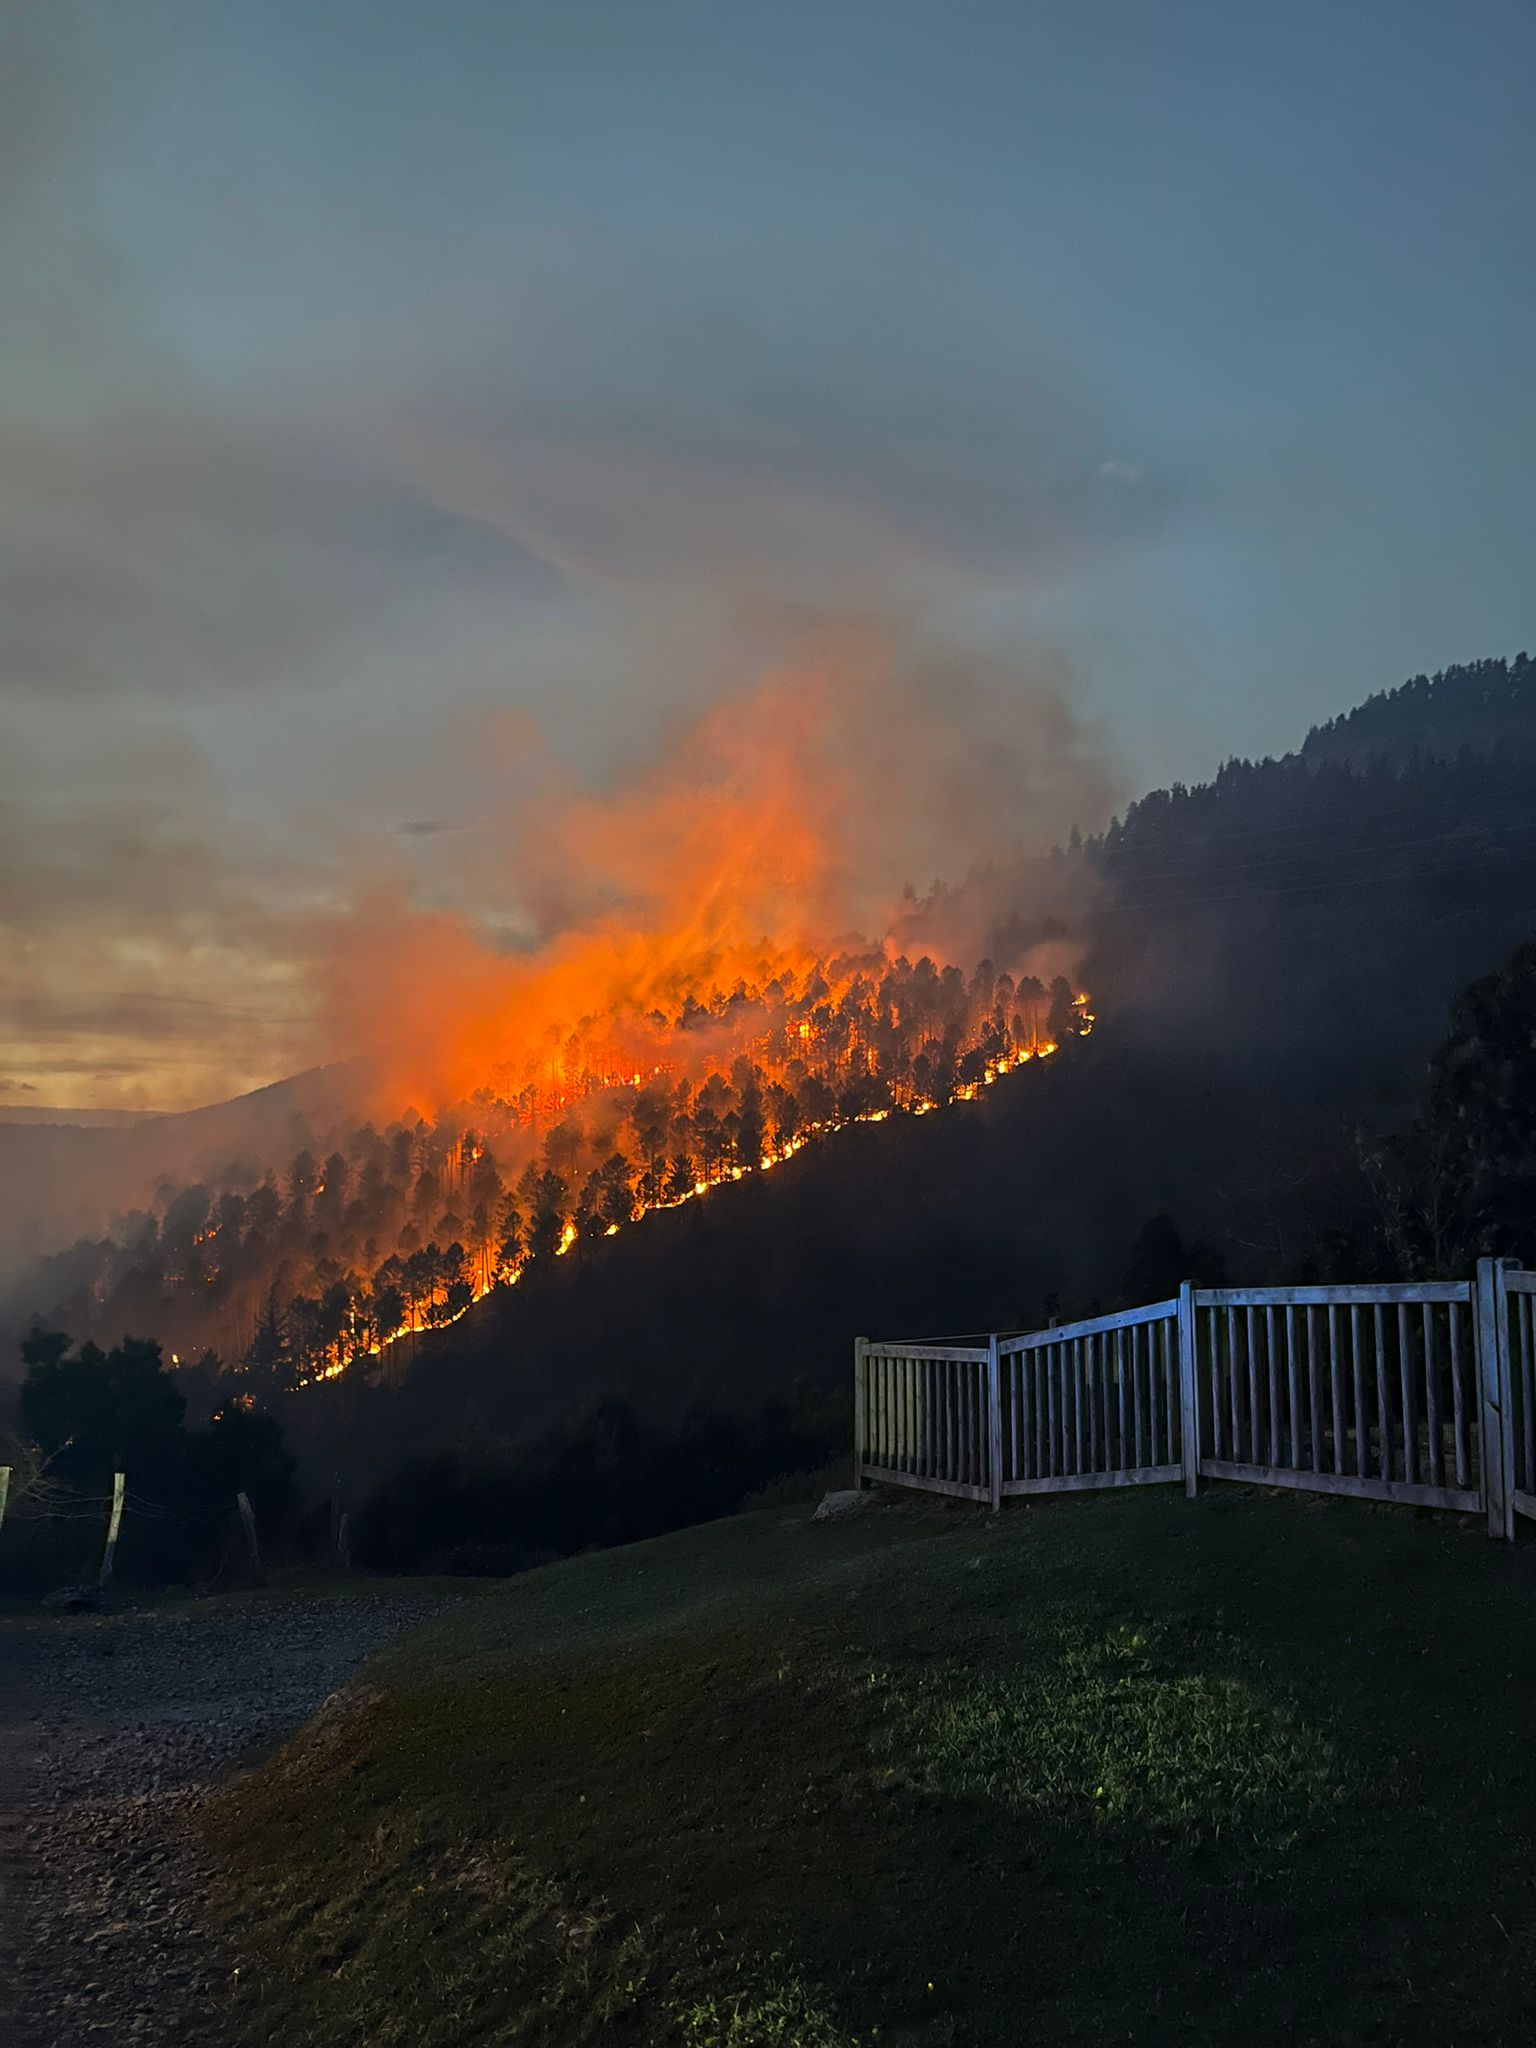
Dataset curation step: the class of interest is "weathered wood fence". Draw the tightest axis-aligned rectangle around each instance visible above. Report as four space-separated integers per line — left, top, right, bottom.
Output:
855 1259 1536 1538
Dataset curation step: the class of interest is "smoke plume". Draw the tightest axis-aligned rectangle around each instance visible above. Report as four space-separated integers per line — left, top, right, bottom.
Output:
316 621 1113 1118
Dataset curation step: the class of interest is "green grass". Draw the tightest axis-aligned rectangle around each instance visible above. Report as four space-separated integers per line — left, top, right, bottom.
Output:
211 1489 1536 2045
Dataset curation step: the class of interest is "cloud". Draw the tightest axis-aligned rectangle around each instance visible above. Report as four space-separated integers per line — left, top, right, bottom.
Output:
343 272 1176 602
0 5 1158 1112
0 411 566 703
0 703 323 1110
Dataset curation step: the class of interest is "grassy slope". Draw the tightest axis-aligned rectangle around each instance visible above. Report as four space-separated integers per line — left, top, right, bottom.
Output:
212 1489 1536 2046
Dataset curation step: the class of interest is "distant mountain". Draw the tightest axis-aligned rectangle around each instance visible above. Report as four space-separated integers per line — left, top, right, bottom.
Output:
0 1106 158 1128
0 1066 359 1281
1300 652 1536 771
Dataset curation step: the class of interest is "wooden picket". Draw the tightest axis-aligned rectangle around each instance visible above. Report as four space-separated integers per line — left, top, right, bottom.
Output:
1506 1270 1536 1530
857 1260 1526 1535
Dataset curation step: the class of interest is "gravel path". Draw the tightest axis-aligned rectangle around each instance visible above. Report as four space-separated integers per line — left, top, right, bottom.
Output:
0 1593 454 2046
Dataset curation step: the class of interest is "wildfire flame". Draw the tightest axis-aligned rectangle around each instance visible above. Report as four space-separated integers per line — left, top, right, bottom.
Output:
57 639 1105 1390
319 637 1100 1119
290 998 1084 1386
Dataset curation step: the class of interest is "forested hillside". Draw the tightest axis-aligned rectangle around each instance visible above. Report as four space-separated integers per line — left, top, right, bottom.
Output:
1299 652 1536 770
258 655 1536 1496
10 653 1536 1554
9 965 1089 1387
1088 651 1536 1080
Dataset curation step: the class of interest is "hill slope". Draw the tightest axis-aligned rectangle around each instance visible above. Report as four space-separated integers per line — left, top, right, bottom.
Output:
282 662 1536 1492
16 652 1536 1510
281 1024 1329 1492
212 1485 1536 2047
0 1065 356 1282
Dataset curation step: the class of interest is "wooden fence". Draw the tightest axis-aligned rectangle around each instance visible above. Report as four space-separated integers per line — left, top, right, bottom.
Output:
855 1259 1536 1538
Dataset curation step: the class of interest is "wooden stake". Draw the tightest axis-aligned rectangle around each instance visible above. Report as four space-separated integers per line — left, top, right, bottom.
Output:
236 1489 263 1578
99 1471 125 1587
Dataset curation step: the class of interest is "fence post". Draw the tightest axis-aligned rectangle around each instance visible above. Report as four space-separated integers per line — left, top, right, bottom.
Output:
236 1489 263 1578
987 1334 1002 1513
99 1470 125 1587
1178 1284 1200 1498
1476 1258 1515 1540
853 1337 868 1489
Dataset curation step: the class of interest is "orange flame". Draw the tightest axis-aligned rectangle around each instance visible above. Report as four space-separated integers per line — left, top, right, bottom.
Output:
319 633 1097 1124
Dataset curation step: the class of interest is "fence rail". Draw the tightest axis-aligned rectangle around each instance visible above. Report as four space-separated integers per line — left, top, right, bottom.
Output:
999 1300 1183 1499
855 1259 1529 1534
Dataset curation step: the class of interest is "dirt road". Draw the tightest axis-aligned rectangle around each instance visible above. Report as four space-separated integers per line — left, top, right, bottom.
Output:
0 1593 449 2045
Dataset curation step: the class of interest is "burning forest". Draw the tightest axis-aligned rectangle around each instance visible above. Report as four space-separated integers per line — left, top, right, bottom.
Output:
24 962 1094 1387
17 637 1108 1390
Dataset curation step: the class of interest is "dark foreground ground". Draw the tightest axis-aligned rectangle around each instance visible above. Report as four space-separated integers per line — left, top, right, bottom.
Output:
0 1591 454 2046
7 1489 1536 2045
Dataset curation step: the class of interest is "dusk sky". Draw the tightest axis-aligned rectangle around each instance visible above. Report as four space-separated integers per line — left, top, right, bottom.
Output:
3 0 1533 1110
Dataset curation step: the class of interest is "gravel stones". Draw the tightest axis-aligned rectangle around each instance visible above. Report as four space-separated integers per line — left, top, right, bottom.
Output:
0 1592 453 2046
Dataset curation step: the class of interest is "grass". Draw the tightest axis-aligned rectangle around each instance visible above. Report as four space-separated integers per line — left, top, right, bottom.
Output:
210 1487 1536 2045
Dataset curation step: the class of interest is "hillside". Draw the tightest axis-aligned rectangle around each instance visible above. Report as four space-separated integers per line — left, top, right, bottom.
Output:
14 652 1536 1527
210 1485 1536 2047
7 951 1088 1379
276 653 1536 1498
1087 658 1536 1075
1299 651 1536 770
277 1023 1330 1498
0 1065 357 1282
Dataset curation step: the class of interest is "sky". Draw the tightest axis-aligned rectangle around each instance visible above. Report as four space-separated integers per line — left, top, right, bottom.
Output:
2 0 1533 1111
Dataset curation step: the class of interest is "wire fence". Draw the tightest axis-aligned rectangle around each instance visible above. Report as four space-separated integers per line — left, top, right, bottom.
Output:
0 1466 269 1591
857 1259 1534 1537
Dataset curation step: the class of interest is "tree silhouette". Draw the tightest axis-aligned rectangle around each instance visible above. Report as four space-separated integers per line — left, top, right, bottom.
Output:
526 1170 569 1262
21 1329 186 1497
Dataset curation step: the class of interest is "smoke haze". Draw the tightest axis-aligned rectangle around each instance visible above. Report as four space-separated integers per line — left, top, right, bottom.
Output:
316 622 1112 1116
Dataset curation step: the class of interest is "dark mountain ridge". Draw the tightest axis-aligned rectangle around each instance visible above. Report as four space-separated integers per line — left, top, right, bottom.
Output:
1298 650 1535 771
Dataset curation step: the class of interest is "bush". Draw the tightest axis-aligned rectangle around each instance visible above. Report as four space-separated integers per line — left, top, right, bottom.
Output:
353 1397 836 1576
